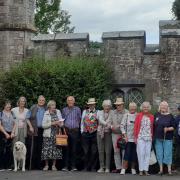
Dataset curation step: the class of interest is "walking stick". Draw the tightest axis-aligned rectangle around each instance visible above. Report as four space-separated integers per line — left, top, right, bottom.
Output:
29 135 34 170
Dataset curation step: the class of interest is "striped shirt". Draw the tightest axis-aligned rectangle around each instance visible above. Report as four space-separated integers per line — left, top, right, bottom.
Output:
62 106 81 129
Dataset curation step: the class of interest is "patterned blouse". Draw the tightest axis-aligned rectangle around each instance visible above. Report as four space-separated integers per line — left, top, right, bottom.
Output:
138 115 152 141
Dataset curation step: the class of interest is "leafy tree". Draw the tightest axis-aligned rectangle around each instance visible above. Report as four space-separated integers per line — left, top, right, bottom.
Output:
35 0 75 33
172 0 180 20
0 57 112 110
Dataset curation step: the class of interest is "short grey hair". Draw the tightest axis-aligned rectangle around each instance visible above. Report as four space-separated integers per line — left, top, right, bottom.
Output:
140 101 151 111
38 95 45 101
47 100 56 109
158 101 170 113
129 102 137 109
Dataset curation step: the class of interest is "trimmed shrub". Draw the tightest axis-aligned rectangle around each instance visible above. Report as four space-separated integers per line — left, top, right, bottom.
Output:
0 56 112 110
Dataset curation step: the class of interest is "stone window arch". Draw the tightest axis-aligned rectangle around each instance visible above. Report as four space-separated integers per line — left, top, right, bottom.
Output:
127 88 144 106
111 89 125 102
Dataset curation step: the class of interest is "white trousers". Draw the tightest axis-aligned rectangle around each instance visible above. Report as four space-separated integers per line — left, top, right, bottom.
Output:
112 133 124 169
137 139 151 171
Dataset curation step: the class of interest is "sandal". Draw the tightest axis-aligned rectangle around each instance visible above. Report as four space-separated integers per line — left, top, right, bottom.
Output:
43 165 49 171
52 166 57 171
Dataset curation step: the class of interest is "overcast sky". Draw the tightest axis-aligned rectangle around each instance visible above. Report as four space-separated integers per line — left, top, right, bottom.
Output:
61 0 174 44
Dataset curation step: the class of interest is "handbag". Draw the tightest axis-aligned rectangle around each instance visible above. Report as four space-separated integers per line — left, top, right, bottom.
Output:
56 128 68 146
149 149 157 165
117 134 126 149
116 114 128 150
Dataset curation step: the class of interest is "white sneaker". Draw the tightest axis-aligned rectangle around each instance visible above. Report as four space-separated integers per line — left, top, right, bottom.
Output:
131 169 136 175
97 168 104 173
105 169 110 173
120 169 126 175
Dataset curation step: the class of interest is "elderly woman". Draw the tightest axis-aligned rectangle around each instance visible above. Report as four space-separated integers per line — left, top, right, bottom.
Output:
154 101 175 175
111 98 128 173
12 96 33 144
120 102 137 175
41 100 63 171
134 101 154 176
81 98 98 171
97 100 113 173
0 100 16 170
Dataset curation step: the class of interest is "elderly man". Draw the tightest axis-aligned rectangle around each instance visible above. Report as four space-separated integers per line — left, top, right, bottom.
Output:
62 96 81 171
26 95 47 170
111 98 128 173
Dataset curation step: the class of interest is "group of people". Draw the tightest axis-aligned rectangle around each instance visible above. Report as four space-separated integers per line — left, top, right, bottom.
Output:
0 95 180 176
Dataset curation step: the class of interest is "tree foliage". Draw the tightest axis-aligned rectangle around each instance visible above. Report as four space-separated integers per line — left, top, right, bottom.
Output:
0 57 112 110
35 0 75 33
172 0 180 20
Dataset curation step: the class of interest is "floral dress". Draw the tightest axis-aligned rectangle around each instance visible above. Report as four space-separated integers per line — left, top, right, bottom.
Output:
41 113 62 160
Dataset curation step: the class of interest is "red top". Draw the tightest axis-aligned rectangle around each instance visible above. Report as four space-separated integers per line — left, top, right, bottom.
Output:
134 112 154 142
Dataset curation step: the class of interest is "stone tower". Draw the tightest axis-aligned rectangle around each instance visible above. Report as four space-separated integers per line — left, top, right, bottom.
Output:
0 0 36 69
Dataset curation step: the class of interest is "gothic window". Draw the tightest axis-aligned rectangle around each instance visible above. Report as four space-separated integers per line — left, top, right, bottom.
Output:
127 88 144 106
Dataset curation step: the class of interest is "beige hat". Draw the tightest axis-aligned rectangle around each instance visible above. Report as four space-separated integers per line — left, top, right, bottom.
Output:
87 98 97 105
114 98 124 105
102 100 112 107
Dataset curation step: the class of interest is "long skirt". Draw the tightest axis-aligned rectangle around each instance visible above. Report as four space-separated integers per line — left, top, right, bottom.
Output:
41 128 62 160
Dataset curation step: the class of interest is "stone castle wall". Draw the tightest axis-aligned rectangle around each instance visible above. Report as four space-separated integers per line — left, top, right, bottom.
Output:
0 0 179 111
102 21 180 112
0 0 35 69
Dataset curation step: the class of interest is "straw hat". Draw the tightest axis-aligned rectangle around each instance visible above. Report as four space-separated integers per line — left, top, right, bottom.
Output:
102 100 112 107
114 98 124 105
87 98 97 105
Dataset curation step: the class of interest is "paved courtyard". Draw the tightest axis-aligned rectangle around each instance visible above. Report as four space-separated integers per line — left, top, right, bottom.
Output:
1 171 180 180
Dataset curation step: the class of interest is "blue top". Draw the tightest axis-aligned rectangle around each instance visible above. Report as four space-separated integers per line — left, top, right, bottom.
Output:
36 107 45 127
0 111 15 132
175 115 180 143
154 112 176 140
62 106 81 129
26 106 45 128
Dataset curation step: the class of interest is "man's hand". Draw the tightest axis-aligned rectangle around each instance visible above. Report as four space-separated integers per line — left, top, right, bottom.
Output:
10 132 15 139
29 126 34 134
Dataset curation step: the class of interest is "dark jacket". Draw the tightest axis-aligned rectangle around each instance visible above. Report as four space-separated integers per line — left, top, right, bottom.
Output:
27 104 47 136
175 115 180 143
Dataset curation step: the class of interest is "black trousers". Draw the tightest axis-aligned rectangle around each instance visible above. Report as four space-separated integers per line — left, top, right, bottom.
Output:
64 128 79 169
174 142 180 168
81 132 98 171
0 132 13 169
26 128 44 170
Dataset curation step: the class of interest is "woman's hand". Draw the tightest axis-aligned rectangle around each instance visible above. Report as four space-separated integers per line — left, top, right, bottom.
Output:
10 132 15 139
5 132 10 139
123 134 128 143
164 127 174 134
52 121 61 126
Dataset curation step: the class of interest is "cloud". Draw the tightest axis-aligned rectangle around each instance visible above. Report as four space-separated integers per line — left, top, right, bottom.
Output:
61 0 174 43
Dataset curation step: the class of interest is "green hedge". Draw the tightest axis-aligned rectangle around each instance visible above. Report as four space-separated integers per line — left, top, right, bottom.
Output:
0 56 112 109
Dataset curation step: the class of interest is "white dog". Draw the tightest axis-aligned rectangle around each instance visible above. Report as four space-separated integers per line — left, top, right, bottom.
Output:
13 141 27 172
